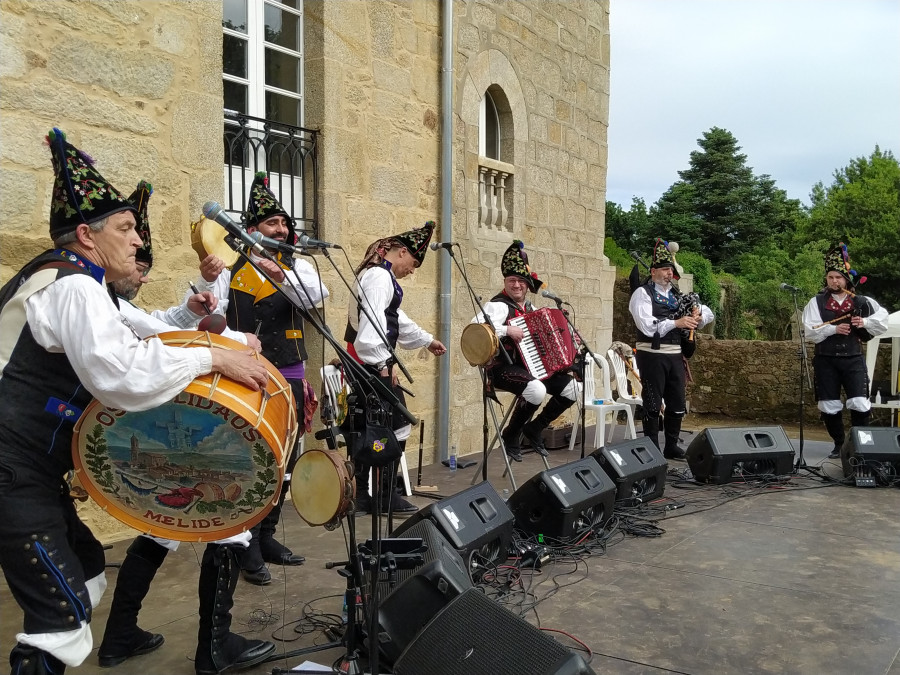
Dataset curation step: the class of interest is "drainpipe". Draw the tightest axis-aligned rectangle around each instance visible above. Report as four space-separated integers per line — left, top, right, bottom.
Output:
437 0 453 460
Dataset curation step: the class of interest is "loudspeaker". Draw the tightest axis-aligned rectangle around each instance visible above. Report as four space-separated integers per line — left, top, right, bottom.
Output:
375 519 473 665
686 426 795 484
390 481 515 574
591 437 668 502
506 457 616 540
392 588 596 675
841 426 900 482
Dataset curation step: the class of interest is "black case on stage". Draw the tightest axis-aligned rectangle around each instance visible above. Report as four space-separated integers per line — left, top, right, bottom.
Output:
841 426 900 481
591 437 668 502
686 426 795 484
506 456 616 540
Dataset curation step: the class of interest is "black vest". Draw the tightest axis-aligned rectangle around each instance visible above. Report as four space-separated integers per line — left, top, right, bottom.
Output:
0 251 101 474
814 291 874 357
637 282 682 346
489 292 533 365
344 263 403 352
226 258 308 368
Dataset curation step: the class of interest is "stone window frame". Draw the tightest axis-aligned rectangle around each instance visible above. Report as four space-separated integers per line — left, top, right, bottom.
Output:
461 50 528 241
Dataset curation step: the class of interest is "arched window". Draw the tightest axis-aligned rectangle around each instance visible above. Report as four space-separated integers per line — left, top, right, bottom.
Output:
479 91 500 160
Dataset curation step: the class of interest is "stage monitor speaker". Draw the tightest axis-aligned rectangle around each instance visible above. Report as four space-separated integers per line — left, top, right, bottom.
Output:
392 587 596 675
686 426 794 484
375 518 473 665
841 426 900 483
591 437 668 503
506 456 616 541
390 481 515 574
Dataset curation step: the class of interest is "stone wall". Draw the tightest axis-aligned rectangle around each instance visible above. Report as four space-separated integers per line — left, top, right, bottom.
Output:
1 0 225 313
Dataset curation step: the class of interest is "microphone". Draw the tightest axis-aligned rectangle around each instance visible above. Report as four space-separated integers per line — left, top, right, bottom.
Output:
429 241 455 251
779 282 801 293
201 201 270 257
248 231 301 256
541 289 564 304
297 233 340 249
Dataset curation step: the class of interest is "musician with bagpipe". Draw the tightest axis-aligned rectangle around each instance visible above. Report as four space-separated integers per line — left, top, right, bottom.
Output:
628 238 714 459
469 241 579 462
801 242 889 459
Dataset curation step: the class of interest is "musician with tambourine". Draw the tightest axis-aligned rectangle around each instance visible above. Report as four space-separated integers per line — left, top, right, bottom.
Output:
469 240 579 462
628 238 714 460
0 129 269 675
801 242 888 459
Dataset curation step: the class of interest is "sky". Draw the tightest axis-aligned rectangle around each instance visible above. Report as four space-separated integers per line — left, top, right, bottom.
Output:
607 0 900 209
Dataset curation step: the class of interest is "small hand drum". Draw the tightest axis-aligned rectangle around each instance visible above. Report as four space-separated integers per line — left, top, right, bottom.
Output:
460 323 499 367
290 449 355 530
190 214 240 267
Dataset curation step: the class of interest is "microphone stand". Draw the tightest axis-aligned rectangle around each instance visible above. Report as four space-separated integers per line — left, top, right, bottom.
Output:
551 297 602 458
435 246 512 482
787 287 813 472
218 238 413 675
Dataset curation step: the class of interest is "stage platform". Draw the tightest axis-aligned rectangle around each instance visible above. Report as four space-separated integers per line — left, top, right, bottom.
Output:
3 423 900 674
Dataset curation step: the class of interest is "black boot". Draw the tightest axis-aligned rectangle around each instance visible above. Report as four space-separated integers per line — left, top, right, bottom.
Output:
522 397 575 457
850 409 870 429
502 399 539 462
195 545 275 675
10 644 66 675
353 459 373 516
822 412 845 459
663 413 687 460
239 528 271 586
642 414 661 450
98 537 168 667
257 502 304 566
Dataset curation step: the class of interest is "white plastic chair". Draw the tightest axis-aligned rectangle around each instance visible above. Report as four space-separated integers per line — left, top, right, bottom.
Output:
607 348 643 411
320 365 412 497
568 355 637 452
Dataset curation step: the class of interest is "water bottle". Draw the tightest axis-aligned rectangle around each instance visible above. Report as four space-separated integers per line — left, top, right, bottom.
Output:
341 590 349 624
875 389 882 404
449 445 457 472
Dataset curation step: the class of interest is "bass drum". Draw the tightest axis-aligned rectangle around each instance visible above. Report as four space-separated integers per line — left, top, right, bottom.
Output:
72 331 297 542
290 449 355 530
190 213 240 267
460 323 499 367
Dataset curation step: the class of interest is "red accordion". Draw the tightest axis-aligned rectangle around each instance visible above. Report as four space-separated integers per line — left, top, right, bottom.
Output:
508 308 577 380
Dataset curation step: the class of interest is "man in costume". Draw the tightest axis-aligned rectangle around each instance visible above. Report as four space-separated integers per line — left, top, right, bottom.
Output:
628 238 714 459
802 242 888 458
0 129 268 675
97 182 274 674
195 172 328 585
346 221 447 514
470 240 579 462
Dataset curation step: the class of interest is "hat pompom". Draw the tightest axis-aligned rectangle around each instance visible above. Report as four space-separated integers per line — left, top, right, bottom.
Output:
667 241 679 254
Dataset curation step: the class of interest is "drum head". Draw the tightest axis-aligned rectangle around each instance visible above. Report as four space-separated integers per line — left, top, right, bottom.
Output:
460 323 498 367
291 449 353 527
191 214 240 267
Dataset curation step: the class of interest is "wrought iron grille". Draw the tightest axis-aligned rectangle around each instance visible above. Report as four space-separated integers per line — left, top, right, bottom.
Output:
223 110 319 237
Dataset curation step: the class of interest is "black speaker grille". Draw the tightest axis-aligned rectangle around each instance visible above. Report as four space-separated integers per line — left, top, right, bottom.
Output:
393 588 594 675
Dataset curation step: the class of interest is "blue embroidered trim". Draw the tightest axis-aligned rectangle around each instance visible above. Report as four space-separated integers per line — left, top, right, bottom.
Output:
54 248 106 284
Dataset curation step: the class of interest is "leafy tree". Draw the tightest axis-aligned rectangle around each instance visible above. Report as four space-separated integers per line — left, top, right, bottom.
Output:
803 147 900 310
605 197 652 251
654 127 804 272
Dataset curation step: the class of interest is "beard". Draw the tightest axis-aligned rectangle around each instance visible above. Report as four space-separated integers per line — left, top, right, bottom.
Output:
112 278 140 302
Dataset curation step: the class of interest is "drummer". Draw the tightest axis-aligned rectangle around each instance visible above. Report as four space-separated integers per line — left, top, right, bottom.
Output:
0 129 268 675
470 240 578 462
193 172 328 585
97 181 275 673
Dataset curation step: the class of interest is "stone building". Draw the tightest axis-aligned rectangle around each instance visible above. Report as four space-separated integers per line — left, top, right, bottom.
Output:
1 0 613 469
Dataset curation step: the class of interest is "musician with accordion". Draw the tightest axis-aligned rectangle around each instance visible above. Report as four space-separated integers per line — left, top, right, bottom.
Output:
801 242 888 459
470 241 579 462
629 238 714 460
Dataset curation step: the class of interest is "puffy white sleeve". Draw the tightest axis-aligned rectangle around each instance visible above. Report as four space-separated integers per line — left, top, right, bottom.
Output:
351 268 394 366
396 309 433 351
471 301 511 339
27 275 212 411
801 297 834 344
861 296 890 337
279 258 329 309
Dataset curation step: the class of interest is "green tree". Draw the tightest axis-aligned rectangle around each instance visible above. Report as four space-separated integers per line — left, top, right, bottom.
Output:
605 197 652 251
803 147 900 310
654 127 804 272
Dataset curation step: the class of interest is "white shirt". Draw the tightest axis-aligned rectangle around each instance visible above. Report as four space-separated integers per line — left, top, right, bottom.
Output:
471 297 530 339
193 253 329 317
348 265 433 366
118 297 248 345
801 292 889 344
629 282 714 339
24 274 212 411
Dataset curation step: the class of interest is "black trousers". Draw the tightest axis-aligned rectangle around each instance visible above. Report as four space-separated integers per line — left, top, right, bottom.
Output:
634 350 686 418
813 354 869 402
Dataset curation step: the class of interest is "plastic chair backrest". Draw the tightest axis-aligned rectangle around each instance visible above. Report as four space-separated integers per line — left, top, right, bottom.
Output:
607 349 637 401
596 354 616 401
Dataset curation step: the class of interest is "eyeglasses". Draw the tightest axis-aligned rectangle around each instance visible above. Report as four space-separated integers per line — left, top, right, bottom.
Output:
135 264 152 278
505 278 528 286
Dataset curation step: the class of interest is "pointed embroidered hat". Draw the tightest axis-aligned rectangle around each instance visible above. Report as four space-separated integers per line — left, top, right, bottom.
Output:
501 239 544 293
128 180 153 265
243 171 295 240
393 220 435 266
650 237 681 280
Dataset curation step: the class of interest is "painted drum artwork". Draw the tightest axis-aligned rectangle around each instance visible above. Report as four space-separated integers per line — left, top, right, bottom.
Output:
72 331 297 541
